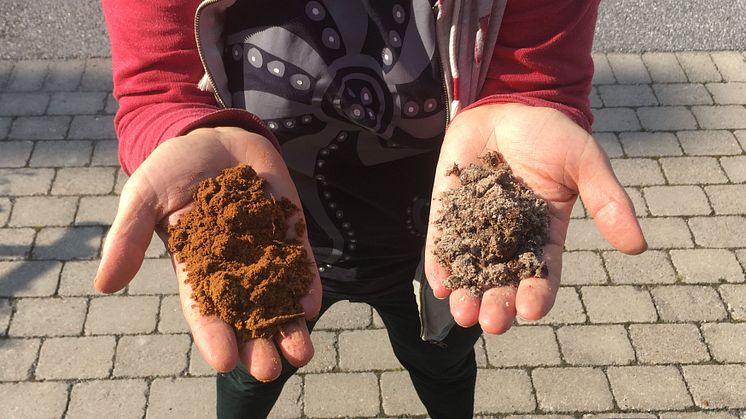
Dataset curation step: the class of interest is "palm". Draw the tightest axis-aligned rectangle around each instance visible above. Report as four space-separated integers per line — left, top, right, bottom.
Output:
425 103 646 334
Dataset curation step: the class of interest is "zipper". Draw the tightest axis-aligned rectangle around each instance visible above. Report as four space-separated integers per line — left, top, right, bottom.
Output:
432 2 451 127
195 0 229 108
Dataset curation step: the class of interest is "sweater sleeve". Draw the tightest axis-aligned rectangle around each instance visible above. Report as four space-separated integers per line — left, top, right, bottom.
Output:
102 0 278 175
466 0 599 132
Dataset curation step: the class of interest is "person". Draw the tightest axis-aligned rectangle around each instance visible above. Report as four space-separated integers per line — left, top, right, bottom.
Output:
96 0 647 418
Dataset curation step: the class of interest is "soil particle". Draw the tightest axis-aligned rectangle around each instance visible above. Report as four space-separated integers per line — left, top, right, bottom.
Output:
434 151 550 295
168 165 313 340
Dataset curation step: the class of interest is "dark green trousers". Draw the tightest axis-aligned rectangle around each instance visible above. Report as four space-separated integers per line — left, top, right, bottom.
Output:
216 282 482 419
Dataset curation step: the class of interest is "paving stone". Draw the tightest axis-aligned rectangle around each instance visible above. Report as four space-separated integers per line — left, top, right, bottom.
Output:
126 258 177 295
114 168 128 194
659 412 740 419
719 284 746 320
736 129 746 151
689 216 746 248
629 323 709 364
76 195 119 225
0 261 62 297
683 365 746 409
0 382 69 419
660 156 729 184
582 286 657 323
43 60 85 91
299 330 336 373
604 250 676 284
642 52 688 82
707 83 746 105
565 219 614 251
8 115 69 139
371 309 384 328
0 141 33 167
47 91 106 115
518 287 586 325
592 108 641 132
653 83 713 105
625 187 648 216
671 249 744 284
720 156 746 183
607 53 651 84
532 367 613 412
508 416 574 419
86 295 159 335
10 196 78 227
583 414 656 419
32 226 102 260
268 376 302 419
0 61 12 87
589 87 602 108
678 130 742 155
381 371 428 416
81 58 114 91
599 85 657 107
738 249 746 270
610 158 665 186
0 299 10 334
188 343 215 376
68 115 116 139
10 297 86 336
475 369 536 414
676 52 722 82
59 260 100 296
637 107 698 131
315 300 371 329
105 93 119 114
475 335 487 367
0 338 41 380
607 366 692 411
706 185 746 215
592 53 616 84
643 185 711 216
5 61 47 91
594 132 623 158
51 167 116 195
114 334 190 377
157 295 188 334
556 325 634 366
560 251 608 285
638 217 695 249
0 197 9 227
0 117 10 139
0 228 35 260
91 140 119 166
651 285 727 322
692 105 746 129
0 93 49 116
618 132 682 157
0 168 54 195
570 198 586 218
338 328 399 371
304 372 380 417
146 377 216 419
29 140 92 167
701 323 746 363
484 326 560 367
36 335 115 379
67 379 147 419
710 52 746 82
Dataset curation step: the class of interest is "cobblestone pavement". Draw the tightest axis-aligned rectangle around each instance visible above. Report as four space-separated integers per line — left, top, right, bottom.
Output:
1 52 746 419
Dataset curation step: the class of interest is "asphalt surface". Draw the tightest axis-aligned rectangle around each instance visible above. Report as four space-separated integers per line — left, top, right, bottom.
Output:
0 0 744 59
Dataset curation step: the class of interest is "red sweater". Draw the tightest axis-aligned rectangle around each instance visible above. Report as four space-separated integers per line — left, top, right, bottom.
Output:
102 0 598 176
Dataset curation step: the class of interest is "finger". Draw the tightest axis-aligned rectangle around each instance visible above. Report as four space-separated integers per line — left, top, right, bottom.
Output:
240 338 283 382
274 318 314 368
478 286 518 334
449 288 481 327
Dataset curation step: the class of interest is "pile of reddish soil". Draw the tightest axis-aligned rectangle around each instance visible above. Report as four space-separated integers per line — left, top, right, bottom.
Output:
434 151 549 295
168 165 313 340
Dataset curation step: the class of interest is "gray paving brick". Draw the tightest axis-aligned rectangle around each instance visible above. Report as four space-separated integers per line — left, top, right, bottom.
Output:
638 217 695 249
705 185 746 215
594 133 623 158
607 366 692 411
692 105 746 129
582 285 657 323
710 52 746 82
637 106 698 131
126 258 177 295
653 83 713 105
9 297 86 337
86 295 159 334
475 335 487 367
0 261 62 297
81 58 113 91
619 132 682 157
5 61 47 92
91 140 118 166
660 156 729 185
738 249 746 270
678 130 742 155
9 115 69 139
659 412 740 419
599 85 657 107
508 416 575 419
736 129 746 151
610 158 665 186
0 61 12 87
381 371 428 416
10 196 77 227
188 343 215 376
607 53 651 84
561 251 608 285
0 93 49 116
603 250 676 284
68 115 116 139
592 108 641 132
642 52 688 82
114 334 190 377
707 83 746 105
43 60 85 91
0 338 41 381
484 326 560 367
719 284 746 320
157 295 188 334
51 167 116 195
701 323 746 363
114 168 128 194
67 379 147 419
592 53 615 84
676 52 722 83
671 249 744 283
589 87 602 108
583 414 656 419
315 300 371 329
59 260 100 296
47 91 106 115
651 285 727 322
556 325 634 366
76 195 119 225
32 226 102 260
0 141 32 167
28 140 91 167
0 117 10 139
0 382 69 419
0 299 10 334
689 216 746 248
304 373 379 417
299 330 336 373
338 328 399 371
146 378 215 419
269 376 302 419
518 287 586 325
532 367 613 412
643 185 711 216
629 323 709 364
720 156 746 183
683 365 746 409
475 369 536 414
625 187 649 216
0 228 35 260
0 197 9 227
104 93 119 114
36 335 115 379
371 309 384 328
570 198 586 218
